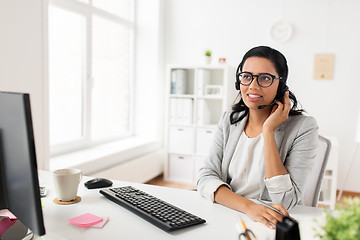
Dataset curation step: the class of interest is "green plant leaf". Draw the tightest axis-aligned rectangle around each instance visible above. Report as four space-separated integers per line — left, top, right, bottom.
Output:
315 197 360 240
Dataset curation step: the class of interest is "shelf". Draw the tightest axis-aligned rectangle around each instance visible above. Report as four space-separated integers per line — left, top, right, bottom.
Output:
169 124 217 128
195 124 217 128
167 64 229 70
170 94 195 98
197 95 223 100
165 64 235 184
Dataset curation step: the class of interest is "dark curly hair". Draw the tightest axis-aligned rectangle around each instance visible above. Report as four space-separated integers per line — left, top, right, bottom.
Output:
230 46 304 125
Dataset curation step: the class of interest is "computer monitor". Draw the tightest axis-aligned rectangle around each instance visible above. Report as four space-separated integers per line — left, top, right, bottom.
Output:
0 91 46 238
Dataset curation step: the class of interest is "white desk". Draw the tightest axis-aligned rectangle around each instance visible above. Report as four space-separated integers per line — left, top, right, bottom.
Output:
38 170 324 240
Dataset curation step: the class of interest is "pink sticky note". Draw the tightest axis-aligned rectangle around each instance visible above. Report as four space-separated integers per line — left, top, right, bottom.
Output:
68 213 103 228
89 216 109 228
0 217 16 236
0 209 17 220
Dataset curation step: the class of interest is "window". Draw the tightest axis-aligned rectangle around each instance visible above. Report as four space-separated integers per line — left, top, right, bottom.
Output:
48 0 134 155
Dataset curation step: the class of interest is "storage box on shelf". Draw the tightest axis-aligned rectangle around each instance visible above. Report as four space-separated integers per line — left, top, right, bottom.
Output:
165 64 236 185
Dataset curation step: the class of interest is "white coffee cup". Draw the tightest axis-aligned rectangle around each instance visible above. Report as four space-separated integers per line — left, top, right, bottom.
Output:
53 168 82 202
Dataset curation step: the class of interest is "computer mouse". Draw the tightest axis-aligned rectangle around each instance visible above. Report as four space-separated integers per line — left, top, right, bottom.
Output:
84 178 113 189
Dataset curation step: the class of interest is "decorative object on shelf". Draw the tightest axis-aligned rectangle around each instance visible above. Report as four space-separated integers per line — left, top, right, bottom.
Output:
270 21 293 42
218 58 226 64
204 49 212 64
315 197 360 239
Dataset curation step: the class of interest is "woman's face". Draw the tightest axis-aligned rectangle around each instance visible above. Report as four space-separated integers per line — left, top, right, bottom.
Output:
240 57 280 111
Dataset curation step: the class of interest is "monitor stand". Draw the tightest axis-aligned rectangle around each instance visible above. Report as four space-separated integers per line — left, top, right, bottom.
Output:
0 217 34 240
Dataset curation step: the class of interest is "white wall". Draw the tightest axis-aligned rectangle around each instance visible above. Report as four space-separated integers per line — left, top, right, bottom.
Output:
135 0 164 140
164 0 360 192
0 0 49 170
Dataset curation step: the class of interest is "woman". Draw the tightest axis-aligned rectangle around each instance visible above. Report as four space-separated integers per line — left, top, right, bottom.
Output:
197 46 318 229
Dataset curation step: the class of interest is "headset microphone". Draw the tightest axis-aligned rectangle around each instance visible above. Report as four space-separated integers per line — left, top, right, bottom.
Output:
257 101 277 110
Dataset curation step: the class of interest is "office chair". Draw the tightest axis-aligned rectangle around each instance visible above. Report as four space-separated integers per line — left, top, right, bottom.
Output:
302 135 331 207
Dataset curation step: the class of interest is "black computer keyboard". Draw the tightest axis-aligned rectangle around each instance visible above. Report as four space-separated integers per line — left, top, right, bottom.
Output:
99 186 206 232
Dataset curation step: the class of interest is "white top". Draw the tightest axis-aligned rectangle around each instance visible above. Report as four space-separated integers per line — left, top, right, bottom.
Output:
228 132 292 198
228 132 264 198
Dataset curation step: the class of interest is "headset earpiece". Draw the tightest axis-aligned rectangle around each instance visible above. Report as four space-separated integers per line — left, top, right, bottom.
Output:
235 63 242 91
275 83 289 102
235 81 240 90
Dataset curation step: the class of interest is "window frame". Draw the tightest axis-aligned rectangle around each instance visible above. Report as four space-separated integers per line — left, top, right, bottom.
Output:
48 0 135 156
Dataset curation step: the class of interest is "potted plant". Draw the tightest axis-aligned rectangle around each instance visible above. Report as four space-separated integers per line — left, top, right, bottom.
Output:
315 197 360 239
204 49 212 64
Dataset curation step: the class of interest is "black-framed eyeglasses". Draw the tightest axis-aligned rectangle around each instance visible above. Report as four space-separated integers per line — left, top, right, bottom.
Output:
236 71 282 88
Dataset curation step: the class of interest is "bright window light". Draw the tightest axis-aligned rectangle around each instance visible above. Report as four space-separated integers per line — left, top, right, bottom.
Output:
48 0 134 154
49 6 85 146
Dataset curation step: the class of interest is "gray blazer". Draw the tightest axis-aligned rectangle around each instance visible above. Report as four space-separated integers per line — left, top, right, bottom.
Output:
197 111 318 210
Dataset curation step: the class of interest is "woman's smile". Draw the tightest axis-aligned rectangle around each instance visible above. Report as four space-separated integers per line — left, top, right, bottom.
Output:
247 93 262 102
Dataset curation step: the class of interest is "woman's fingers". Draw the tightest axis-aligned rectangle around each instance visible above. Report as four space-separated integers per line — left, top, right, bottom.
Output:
269 203 290 217
272 92 290 122
264 212 279 225
252 204 284 229
247 203 290 229
258 216 275 229
262 204 291 229
283 91 291 113
274 91 290 111
257 212 279 229
268 210 282 222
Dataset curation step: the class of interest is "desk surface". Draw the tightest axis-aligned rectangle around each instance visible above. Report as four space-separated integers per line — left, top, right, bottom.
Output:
37 170 323 240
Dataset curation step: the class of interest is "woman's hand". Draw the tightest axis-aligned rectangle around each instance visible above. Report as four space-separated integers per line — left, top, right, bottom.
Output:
245 203 290 229
263 91 291 133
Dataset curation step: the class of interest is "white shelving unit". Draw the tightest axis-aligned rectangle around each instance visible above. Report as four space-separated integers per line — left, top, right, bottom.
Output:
164 64 236 185
318 136 338 209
